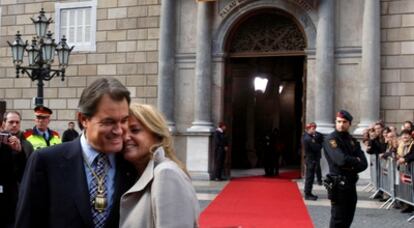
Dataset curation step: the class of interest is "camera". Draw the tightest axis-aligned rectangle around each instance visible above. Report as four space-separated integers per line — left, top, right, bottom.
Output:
0 131 11 144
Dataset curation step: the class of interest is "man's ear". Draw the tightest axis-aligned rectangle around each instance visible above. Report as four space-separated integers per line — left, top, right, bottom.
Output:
77 112 87 130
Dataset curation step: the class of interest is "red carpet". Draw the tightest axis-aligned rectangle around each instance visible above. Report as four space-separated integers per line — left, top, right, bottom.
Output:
199 171 314 228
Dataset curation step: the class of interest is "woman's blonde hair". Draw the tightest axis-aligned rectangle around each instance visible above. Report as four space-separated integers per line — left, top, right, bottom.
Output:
129 103 189 176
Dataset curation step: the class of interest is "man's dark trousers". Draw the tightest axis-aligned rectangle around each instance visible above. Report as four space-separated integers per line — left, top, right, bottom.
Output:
304 159 319 195
215 148 225 179
316 162 322 182
330 182 357 228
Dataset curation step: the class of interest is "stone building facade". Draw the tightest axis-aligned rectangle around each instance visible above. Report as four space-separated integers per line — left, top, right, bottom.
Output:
0 0 160 129
0 0 413 178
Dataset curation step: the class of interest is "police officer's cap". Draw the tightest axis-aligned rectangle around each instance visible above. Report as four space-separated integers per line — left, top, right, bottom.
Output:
34 105 52 117
336 110 353 123
305 122 317 129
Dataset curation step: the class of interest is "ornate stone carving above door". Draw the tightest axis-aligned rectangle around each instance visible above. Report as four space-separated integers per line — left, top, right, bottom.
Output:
218 0 318 18
287 0 318 12
228 13 306 55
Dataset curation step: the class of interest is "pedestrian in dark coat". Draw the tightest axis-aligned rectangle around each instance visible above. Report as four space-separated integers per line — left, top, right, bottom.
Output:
62 121 79 142
214 122 228 181
263 128 280 177
0 135 26 228
0 111 32 228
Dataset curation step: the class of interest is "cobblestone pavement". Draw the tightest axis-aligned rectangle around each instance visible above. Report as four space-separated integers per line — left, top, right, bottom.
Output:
193 179 229 211
194 169 414 227
296 180 414 228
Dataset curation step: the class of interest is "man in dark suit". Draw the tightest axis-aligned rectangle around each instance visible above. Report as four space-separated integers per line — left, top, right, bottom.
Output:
263 128 280 177
213 122 228 181
62 121 80 142
15 78 137 228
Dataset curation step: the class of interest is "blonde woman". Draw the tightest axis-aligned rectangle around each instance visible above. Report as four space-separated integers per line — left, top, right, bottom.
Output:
119 103 200 228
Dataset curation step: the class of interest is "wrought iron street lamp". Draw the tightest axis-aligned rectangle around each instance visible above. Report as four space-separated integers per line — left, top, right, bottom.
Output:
7 8 74 106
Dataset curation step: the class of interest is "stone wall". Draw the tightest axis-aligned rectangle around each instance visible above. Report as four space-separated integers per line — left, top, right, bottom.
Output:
2 0 414 134
0 0 161 133
381 0 414 128
334 0 363 132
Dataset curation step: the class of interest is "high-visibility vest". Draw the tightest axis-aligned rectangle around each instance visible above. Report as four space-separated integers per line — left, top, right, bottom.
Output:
24 128 62 151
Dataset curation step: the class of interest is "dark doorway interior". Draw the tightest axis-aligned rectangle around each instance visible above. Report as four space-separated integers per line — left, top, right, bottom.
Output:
224 56 304 170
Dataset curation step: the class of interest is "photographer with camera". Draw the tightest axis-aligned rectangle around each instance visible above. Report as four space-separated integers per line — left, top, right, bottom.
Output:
323 110 368 228
3 111 33 158
0 111 33 228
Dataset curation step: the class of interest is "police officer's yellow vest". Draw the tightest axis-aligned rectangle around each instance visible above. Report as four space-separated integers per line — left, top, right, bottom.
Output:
24 128 62 151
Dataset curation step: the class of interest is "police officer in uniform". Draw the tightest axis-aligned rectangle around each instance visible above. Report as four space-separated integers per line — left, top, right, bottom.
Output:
24 106 62 150
303 122 324 200
323 110 368 228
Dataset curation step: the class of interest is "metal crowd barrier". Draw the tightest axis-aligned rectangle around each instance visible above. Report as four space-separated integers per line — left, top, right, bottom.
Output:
378 157 395 209
363 154 377 192
395 163 414 222
374 157 414 222
368 155 381 197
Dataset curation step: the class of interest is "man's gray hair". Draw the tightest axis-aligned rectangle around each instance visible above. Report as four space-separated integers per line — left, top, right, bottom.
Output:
78 77 131 129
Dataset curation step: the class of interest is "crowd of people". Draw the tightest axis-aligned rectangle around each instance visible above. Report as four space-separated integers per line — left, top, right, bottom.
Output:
0 77 200 228
362 120 414 213
302 113 414 227
301 114 414 227
303 110 368 228
0 103 78 227
3 77 414 227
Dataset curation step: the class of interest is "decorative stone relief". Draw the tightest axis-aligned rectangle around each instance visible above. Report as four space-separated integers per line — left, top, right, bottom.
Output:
218 0 316 18
229 13 306 53
218 0 254 18
287 0 314 12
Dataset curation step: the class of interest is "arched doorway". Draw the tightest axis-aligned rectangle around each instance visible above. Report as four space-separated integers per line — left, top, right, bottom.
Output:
223 10 307 176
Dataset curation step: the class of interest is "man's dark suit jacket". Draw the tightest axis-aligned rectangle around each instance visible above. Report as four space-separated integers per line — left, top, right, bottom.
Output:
15 138 137 228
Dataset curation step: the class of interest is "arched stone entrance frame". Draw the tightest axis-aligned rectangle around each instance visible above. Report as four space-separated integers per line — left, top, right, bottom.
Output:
211 0 318 124
208 0 318 175
213 0 317 55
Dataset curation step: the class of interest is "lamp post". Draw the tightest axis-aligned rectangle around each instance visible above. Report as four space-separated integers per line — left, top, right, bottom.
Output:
7 8 74 106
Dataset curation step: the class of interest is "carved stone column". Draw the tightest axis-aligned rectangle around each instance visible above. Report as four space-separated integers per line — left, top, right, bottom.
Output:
186 1 214 179
188 1 214 132
157 0 176 131
314 0 335 133
354 0 381 134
